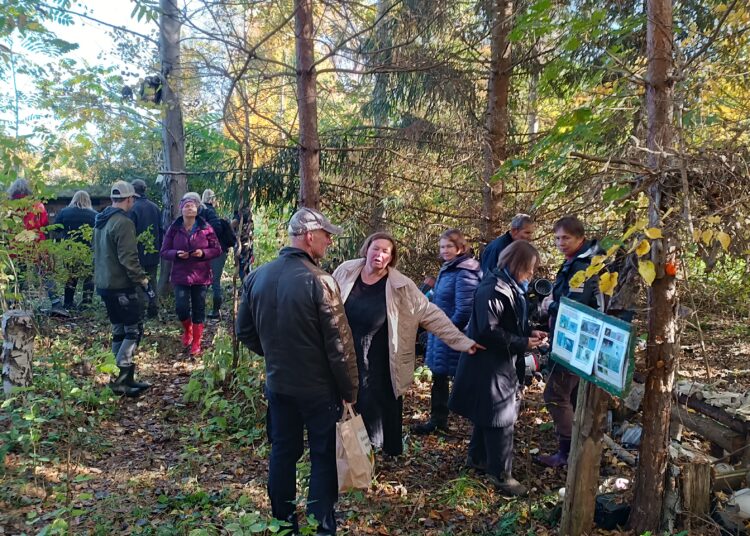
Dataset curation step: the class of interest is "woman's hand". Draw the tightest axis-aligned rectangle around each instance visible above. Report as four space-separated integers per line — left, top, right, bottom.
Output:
531 330 548 341
466 342 486 355
191 249 204 258
526 336 546 350
177 250 189 259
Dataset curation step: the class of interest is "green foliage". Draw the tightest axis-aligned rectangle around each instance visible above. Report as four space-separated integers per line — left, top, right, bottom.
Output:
183 331 266 446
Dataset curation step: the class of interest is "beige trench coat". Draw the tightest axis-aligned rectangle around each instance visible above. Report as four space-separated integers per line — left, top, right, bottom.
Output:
332 259 475 398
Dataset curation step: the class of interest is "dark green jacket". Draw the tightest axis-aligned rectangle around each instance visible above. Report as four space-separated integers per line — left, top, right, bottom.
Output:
93 206 147 291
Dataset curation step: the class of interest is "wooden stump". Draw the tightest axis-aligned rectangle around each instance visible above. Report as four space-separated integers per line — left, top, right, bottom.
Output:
680 460 710 529
1 310 35 395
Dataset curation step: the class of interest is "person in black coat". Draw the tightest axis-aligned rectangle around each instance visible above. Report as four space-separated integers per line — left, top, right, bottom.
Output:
480 214 535 276
54 190 97 309
449 240 547 496
130 180 163 318
536 215 604 468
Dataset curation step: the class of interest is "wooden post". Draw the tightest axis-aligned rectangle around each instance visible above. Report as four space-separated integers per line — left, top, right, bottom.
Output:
2 310 35 395
680 460 710 528
559 380 610 535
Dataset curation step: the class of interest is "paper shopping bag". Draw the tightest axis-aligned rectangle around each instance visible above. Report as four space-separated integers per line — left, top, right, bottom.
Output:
335 403 374 492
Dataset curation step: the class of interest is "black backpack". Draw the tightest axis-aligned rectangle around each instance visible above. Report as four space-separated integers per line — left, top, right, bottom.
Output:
215 218 237 250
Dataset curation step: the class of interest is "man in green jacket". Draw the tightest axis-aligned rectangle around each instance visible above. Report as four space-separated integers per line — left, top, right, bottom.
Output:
93 180 153 397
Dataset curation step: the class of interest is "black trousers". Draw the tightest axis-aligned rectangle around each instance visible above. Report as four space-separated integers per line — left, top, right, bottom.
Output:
468 424 515 478
266 389 341 535
430 373 450 425
174 284 207 323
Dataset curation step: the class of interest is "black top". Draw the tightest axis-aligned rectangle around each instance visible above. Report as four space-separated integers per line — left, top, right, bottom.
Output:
345 275 389 392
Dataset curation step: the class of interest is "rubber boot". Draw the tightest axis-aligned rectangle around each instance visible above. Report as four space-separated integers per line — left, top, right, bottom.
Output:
126 365 151 390
535 438 571 468
181 319 193 347
190 323 204 356
412 419 448 435
109 366 144 397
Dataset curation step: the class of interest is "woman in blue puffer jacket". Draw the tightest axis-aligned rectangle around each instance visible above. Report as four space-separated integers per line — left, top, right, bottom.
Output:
413 229 482 434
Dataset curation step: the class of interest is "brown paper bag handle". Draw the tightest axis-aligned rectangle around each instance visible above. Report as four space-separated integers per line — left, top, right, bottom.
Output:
342 402 357 421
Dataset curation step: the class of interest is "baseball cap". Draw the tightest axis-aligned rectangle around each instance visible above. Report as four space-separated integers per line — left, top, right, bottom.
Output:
288 208 343 236
110 180 136 199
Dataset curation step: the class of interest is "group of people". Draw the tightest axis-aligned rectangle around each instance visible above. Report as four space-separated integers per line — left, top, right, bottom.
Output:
236 208 604 534
6 178 250 396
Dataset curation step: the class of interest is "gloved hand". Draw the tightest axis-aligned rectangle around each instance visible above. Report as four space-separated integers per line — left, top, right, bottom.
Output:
142 282 156 301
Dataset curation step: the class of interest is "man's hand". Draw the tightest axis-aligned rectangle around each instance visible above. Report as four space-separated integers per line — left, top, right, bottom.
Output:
531 330 548 341
190 249 204 258
466 342 486 355
177 250 189 259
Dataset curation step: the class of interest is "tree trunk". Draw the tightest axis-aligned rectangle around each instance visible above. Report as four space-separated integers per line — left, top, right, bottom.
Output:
559 381 610 535
295 0 321 210
158 0 187 295
367 0 392 233
481 0 513 242
2 310 35 395
628 0 677 531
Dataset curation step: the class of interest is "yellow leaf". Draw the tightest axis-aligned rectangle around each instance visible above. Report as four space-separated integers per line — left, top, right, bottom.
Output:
635 239 651 257
569 270 586 289
586 262 605 278
716 231 731 252
623 218 648 240
15 230 38 243
701 229 714 245
706 215 721 225
692 229 701 242
638 260 656 286
591 255 606 266
599 271 619 296
606 244 620 257
644 227 663 239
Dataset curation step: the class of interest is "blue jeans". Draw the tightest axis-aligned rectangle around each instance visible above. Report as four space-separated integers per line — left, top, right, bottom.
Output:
266 389 341 535
209 251 227 303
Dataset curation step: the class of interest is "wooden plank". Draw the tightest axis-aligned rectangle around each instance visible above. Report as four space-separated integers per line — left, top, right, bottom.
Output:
670 405 744 453
559 381 610 536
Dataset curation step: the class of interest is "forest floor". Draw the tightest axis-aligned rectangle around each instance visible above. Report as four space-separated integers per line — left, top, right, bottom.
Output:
1 301 750 536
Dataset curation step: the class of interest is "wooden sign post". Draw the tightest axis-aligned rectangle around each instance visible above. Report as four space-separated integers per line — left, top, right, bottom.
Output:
550 298 636 535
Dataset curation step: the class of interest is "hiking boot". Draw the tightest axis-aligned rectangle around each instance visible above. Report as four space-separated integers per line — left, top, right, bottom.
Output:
126 365 151 391
109 366 145 397
180 319 193 347
48 301 70 317
412 419 448 435
487 473 528 497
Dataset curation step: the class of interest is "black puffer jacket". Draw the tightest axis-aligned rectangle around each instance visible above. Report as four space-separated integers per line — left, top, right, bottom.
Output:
548 239 605 330
236 247 359 402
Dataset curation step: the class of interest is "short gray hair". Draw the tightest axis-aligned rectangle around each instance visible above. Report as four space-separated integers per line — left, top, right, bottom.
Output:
510 213 533 231
7 178 32 199
69 190 93 209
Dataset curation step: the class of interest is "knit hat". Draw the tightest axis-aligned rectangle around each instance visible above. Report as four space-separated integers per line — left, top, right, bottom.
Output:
179 191 202 210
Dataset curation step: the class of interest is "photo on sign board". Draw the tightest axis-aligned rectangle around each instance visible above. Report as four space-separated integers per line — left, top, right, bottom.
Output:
559 314 579 334
556 331 575 353
581 319 601 337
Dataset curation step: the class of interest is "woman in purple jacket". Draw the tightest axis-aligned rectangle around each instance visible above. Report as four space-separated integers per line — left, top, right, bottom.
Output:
160 192 221 355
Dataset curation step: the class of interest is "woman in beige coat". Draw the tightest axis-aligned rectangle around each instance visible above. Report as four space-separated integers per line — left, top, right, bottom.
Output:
333 232 481 456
